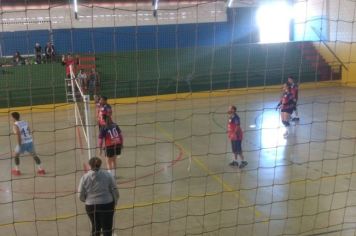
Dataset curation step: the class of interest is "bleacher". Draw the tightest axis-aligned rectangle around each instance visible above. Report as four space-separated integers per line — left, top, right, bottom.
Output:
0 41 342 108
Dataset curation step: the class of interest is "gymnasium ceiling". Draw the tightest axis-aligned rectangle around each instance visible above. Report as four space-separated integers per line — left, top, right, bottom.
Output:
0 0 221 6
0 0 256 9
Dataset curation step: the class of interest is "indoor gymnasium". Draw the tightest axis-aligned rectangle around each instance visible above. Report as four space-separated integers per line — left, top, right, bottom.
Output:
0 0 356 235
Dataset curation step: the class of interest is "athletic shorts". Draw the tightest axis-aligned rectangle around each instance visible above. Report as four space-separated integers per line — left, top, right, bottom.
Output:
293 102 298 111
105 145 122 158
281 108 293 114
231 140 242 154
15 142 35 154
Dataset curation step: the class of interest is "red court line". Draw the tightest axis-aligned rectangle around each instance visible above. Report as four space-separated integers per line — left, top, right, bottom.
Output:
118 135 184 185
0 135 184 196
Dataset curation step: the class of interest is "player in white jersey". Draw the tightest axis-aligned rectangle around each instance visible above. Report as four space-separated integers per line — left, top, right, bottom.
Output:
11 112 45 176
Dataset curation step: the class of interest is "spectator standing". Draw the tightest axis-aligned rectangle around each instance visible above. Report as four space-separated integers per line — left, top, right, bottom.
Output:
45 42 56 63
78 157 119 236
87 68 100 98
34 43 42 64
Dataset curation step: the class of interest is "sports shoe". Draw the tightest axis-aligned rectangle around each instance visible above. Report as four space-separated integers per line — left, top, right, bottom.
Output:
292 117 300 121
239 161 248 169
229 161 239 167
37 169 46 175
11 168 21 176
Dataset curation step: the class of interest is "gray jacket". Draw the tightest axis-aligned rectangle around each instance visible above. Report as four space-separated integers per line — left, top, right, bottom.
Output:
78 169 119 205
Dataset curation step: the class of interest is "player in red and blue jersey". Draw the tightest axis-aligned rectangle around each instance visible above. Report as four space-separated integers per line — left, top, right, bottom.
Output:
227 105 247 168
98 114 123 177
276 83 295 137
97 96 112 128
287 76 299 121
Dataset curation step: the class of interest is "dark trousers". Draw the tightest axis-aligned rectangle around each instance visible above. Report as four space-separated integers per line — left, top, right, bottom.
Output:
85 201 115 236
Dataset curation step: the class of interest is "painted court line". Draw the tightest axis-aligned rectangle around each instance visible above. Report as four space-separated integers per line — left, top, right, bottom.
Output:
155 122 264 219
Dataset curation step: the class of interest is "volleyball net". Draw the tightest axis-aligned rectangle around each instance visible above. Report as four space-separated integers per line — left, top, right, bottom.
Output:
0 0 356 235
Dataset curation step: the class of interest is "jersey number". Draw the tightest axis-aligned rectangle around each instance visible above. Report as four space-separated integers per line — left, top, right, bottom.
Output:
108 128 119 139
21 128 29 137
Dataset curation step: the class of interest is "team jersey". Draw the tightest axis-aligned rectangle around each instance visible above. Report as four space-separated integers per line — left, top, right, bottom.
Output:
289 83 299 101
99 123 123 147
95 102 101 121
227 113 243 141
98 104 112 126
14 121 33 144
280 92 294 110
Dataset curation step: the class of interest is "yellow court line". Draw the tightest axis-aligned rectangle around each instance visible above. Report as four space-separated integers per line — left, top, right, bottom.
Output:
1 170 355 228
155 123 264 219
0 81 343 114
0 80 348 228
0 191 255 228
1 156 354 228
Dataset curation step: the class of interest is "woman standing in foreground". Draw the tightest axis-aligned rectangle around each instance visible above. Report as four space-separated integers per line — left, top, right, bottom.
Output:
78 157 119 236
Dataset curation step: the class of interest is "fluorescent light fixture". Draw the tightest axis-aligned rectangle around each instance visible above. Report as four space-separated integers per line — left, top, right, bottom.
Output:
74 0 78 19
154 0 159 10
227 0 234 8
74 0 78 13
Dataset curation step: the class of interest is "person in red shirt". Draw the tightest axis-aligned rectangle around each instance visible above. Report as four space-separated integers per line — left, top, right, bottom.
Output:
62 53 75 78
98 115 123 177
276 83 294 137
287 76 299 121
227 105 247 168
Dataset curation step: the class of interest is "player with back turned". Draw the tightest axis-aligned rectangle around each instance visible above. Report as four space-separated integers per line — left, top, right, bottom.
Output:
10 112 45 176
98 114 123 177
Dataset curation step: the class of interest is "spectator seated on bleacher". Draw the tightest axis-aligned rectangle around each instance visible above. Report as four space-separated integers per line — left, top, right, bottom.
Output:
45 42 56 63
87 68 100 98
13 51 24 66
77 69 88 93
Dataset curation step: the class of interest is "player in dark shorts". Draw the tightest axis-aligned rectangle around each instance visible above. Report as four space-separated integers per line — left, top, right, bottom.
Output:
287 76 299 121
276 83 294 137
98 115 123 177
97 96 113 133
227 105 247 168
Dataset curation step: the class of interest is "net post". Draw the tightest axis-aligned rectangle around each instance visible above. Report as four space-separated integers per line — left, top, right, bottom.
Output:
70 64 77 103
70 65 80 127
83 94 94 160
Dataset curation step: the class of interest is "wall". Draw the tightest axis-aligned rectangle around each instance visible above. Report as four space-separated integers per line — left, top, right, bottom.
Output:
325 0 356 86
0 4 259 56
290 0 356 87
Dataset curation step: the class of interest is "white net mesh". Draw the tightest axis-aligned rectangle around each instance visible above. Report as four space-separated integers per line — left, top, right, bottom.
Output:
0 0 356 235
